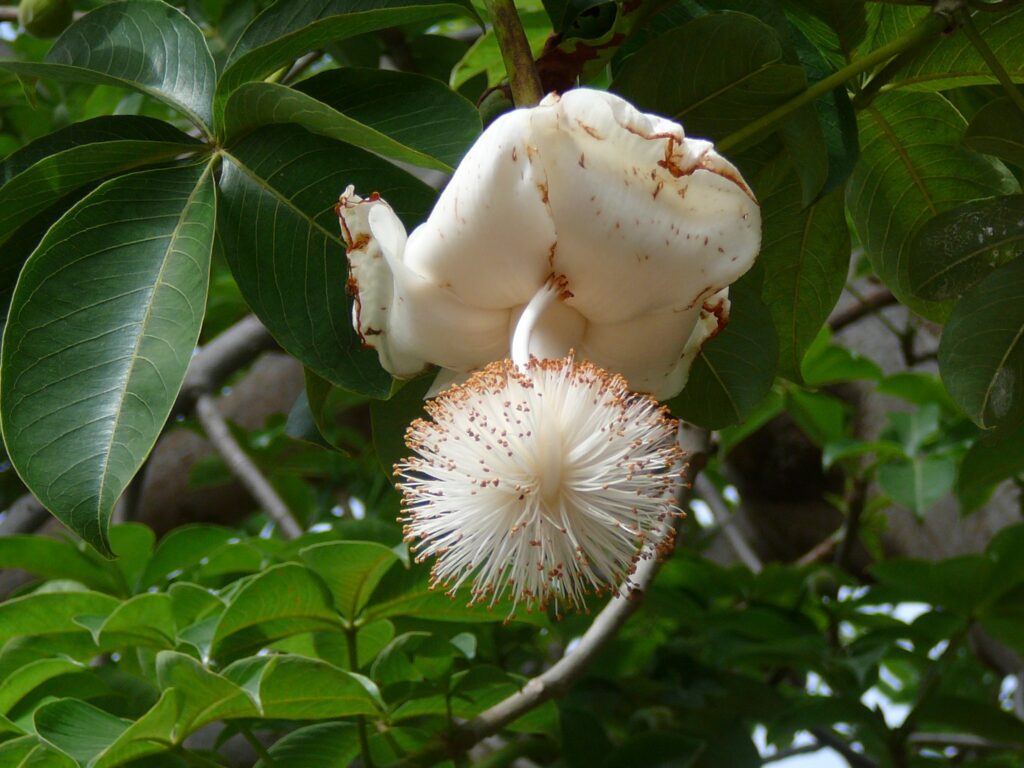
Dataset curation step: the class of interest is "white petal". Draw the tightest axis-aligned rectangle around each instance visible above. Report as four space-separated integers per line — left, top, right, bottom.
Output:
402 109 556 310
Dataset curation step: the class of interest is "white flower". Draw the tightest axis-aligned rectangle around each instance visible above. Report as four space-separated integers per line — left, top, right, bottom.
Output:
396 355 684 615
338 87 759 399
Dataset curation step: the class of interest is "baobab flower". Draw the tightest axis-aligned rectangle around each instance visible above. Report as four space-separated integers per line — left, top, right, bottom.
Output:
338 88 759 399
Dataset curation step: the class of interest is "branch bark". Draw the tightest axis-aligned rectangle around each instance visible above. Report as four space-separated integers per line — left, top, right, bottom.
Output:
194 393 302 540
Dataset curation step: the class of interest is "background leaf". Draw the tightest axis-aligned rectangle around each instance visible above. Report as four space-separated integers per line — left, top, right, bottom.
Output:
1 162 215 555
939 257 1024 430
965 97 1024 169
846 90 1019 319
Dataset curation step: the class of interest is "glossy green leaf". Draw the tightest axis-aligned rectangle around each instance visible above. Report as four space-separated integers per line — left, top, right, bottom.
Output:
1 162 216 555
754 156 849 379
0 1 216 133
256 655 380 719
97 593 176 648
0 117 202 245
0 537 118 594
916 694 1024 746
216 0 479 121
139 525 237 589
256 722 360 768
155 652 257 735
0 658 83 716
217 124 435 396
89 689 179 768
300 541 402 620
908 195 1024 301
965 97 1024 169
211 563 343 660
877 455 957 518
883 6 1024 92
0 591 118 644
939 258 1024 430
33 699 130 767
612 12 806 141
846 90 1019 319
224 68 480 171
667 274 779 429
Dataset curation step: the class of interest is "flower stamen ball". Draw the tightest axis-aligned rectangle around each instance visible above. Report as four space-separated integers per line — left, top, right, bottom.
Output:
396 356 685 615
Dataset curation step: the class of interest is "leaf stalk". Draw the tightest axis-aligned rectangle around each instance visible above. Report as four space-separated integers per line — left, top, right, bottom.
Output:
484 0 544 107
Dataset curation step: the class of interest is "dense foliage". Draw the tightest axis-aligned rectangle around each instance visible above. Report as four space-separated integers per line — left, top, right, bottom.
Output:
0 0 1023 766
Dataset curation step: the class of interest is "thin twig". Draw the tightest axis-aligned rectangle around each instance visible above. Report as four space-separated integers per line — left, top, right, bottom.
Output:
281 50 323 85
194 393 302 539
908 732 1021 751
694 474 763 573
811 728 879 768
394 428 711 766
829 288 898 332
796 533 839 566
762 741 827 764
834 478 868 572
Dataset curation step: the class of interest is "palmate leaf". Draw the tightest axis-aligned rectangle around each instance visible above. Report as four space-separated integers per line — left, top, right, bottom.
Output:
224 69 481 171
217 124 436 397
846 90 1019 320
0 116 201 246
0 1 216 135
215 0 480 123
0 162 216 555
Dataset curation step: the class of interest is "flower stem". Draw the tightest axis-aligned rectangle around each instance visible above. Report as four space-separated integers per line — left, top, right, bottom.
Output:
347 627 375 768
716 11 949 153
485 0 544 107
958 7 1024 118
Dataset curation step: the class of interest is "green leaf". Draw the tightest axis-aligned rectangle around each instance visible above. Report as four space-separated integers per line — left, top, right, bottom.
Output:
800 329 883 386
0 591 118 644
155 652 257 735
0 117 202 246
667 273 779 429
369 374 434 478
754 155 850 379
871 556 990 616
0 1 216 134
451 10 551 90
0 658 83 717
846 90 1019 319
89 689 179 768
216 0 479 122
300 541 402 620
878 455 957 517
886 6 1024 92
256 722 360 768
939 258 1024 430
916 695 1024 746
97 593 177 649
0 162 216 555
908 195 1024 301
0 537 118 594
612 12 806 141
959 422 1024 498
255 655 380 719
217 124 436 396
965 97 1024 169
33 699 130 767
224 68 480 171
211 563 343 660
139 525 237 589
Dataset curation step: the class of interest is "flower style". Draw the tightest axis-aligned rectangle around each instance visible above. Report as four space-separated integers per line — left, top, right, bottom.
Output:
396 354 684 614
338 87 760 400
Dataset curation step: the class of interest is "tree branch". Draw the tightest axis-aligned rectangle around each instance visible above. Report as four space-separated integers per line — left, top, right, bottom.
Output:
811 728 879 768
194 393 302 540
829 288 898 332
694 474 763 573
394 427 711 766
484 0 544 107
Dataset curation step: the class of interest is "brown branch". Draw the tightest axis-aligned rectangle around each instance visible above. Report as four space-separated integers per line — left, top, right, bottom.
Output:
811 728 878 768
829 288 898 332
394 427 711 767
194 393 302 540
484 0 544 107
